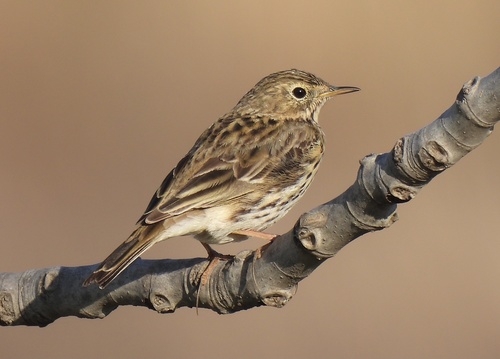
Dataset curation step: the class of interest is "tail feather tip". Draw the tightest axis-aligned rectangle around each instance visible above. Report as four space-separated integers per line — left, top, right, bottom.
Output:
82 271 108 289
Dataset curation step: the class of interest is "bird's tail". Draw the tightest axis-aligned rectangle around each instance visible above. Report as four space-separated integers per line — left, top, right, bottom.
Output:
82 225 162 289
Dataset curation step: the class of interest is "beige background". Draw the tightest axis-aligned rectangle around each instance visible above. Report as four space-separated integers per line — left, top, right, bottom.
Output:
1 1 499 358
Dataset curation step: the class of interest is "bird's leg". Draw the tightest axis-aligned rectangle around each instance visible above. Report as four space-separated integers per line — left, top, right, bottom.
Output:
196 243 233 313
232 229 277 241
199 243 233 286
232 230 278 259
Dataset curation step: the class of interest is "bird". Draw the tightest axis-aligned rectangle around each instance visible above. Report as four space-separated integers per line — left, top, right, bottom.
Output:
83 69 359 289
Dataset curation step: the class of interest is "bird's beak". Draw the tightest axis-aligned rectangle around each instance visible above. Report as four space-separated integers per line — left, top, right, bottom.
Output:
320 86 360 98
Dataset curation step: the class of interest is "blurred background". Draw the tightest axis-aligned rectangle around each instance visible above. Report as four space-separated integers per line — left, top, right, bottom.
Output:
1 1 499 358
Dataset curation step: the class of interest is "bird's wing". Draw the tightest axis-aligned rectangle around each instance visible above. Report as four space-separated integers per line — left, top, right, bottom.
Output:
138 116 288 224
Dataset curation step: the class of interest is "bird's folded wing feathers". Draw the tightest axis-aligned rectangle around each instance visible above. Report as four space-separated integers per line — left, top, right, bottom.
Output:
138 117 316 225
139 142 273 224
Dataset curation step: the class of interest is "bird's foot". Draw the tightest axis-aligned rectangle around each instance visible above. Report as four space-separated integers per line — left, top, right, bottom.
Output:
200 243 233 286
254 238 277 259
196 244 233 313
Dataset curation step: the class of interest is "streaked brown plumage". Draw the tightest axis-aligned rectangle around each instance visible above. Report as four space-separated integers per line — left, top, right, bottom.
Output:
83 69 359 288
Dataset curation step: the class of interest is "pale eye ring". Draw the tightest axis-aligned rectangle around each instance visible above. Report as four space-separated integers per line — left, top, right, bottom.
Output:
292 87 307 99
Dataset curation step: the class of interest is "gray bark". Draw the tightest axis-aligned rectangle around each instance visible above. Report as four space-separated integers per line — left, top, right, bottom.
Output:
1 67 499 327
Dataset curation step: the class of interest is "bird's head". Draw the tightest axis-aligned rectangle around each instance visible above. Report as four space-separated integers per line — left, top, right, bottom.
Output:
232 69 359 121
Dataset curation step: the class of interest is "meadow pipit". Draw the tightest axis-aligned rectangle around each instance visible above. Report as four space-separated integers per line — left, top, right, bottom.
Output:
83 69 359 288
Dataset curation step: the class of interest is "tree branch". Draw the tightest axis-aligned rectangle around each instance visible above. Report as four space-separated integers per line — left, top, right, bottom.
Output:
1 67 499 327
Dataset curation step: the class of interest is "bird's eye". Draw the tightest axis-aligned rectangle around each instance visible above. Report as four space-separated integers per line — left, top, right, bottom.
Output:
292 87 307 99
